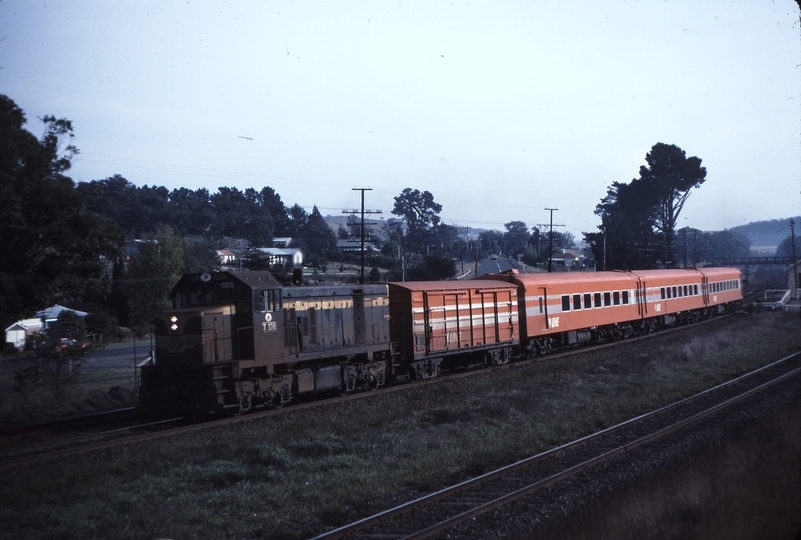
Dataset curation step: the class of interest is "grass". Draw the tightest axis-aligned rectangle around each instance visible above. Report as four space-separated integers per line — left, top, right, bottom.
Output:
0 311 799 539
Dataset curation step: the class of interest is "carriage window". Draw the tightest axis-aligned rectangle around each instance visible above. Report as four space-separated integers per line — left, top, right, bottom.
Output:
666 287 672 299
584 293 592 308
684 285 688 296
604 292 611 306
661 287 666 300
622 291 629 304
573 294 581 310
613 291 620 305
677 286 683 297
694 284 699 295
594 292 602 307
562 295 571 311
539 297 544 314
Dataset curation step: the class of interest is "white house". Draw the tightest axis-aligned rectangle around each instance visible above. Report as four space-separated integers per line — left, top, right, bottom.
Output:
35 304 89 323
257 247 304 268
4 318 43 350
217 249 236 266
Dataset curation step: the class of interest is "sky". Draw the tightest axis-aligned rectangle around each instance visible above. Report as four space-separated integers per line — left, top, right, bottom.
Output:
1 1 799 240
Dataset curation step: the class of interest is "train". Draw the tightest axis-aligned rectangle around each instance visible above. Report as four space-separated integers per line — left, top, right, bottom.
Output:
138 266 743 415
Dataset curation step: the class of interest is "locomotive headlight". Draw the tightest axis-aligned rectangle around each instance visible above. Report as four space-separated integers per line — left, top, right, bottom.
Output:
170 315 179 332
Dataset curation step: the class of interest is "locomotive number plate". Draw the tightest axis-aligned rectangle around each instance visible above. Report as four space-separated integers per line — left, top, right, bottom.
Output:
262 321 277 333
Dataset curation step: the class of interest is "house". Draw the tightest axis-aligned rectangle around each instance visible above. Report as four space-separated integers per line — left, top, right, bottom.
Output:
35 304 90 338
549 249 584 268
217 249 236 266
272 237 293 249
257 247 304 268
336 239 380 254
4 318 43 350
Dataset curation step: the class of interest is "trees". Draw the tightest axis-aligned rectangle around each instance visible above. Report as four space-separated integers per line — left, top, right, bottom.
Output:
502 221 530 258
586 143 706 269
123 227 184 327
776 233 801 259
392 188 443 254
0 95 124 328
639 143 706 264
301 206 338 267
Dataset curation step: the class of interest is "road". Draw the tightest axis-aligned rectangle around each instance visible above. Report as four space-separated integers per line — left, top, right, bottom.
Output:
475 257 528 277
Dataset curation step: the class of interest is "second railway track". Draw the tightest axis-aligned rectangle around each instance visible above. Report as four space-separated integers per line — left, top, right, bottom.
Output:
312 351 801 540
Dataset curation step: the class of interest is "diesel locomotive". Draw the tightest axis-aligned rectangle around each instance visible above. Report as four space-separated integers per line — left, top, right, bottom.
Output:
139 266 742 415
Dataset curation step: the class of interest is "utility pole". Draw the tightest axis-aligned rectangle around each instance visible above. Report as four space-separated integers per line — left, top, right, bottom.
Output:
538 208 564 273
683 228 687 268
791 219 798 299
603 226 607 271
342 188 381 284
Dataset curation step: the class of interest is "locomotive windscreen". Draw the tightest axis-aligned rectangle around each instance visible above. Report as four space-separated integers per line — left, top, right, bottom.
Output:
172 279 236 308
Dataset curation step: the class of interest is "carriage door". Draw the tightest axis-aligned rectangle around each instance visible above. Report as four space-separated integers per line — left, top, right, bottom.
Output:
353 290 366 345
538 287 549 331
639 279 648 316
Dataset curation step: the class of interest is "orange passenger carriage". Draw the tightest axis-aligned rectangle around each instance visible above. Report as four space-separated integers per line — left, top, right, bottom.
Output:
479 267 743 354
387 280 520 378
479 271 643 353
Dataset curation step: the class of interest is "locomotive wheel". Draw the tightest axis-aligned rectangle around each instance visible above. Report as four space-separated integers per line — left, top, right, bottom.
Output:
364 374 379 391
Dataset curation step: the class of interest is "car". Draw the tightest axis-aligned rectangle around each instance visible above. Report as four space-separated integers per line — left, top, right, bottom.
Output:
490 254 498 260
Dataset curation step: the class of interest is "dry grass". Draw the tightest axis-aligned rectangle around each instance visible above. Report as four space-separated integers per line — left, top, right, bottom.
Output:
531 400 801 540
0 311 799 540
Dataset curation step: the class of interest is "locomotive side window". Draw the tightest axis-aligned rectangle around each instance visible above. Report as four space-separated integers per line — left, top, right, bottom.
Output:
594 292 602 307
561 295 571 312
254 290 283 312
584 293 592 308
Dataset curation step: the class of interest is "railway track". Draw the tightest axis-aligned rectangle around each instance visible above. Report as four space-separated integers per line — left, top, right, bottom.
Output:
311 351 801 540
0 411 184 470
0 406 142 439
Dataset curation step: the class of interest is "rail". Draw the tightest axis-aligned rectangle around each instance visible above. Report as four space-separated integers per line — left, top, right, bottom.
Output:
311 352 801 539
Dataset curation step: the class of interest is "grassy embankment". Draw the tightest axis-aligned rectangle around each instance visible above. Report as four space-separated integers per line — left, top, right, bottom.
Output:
1 311 799 540
0 341 139 421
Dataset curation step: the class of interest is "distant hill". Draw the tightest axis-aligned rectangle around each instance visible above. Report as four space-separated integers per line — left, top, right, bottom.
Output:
728 217 800 250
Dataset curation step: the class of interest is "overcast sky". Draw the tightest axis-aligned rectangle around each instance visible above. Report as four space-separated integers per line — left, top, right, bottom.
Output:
2 1 799 239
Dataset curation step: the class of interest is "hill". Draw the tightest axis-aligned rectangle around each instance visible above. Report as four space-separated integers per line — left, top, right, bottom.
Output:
728 217 800 251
